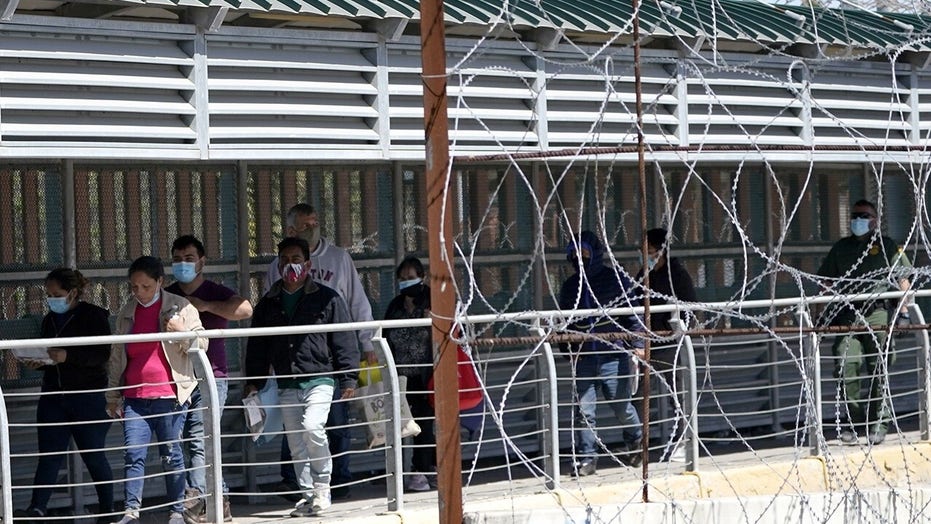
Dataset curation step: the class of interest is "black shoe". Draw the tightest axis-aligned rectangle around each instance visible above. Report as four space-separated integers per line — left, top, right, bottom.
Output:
274 480 303 503
331 486 351 500
13 507 45 524
572 461 597 477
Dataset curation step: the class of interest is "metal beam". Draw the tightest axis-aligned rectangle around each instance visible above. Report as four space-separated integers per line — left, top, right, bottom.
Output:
1 0 18 22
532 27 560 51
54 3 133 19
372 17 408 42
183 6 228 32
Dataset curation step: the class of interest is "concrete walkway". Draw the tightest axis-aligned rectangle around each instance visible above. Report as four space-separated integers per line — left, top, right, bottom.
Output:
111 428 929 524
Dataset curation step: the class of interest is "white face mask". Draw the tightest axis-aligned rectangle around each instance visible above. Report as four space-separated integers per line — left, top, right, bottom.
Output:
137 290 161 308
850 218 871 237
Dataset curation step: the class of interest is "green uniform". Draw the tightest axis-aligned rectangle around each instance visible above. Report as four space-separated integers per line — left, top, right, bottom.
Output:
817 234 911 433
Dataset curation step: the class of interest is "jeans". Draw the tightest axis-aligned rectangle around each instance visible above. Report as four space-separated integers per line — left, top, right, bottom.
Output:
122 398 187 513
279 384 334 499
31 391 114 513
327 388 352 486
281 386 352 487
183 379 229 495
832 309 891 432
574 355 642 462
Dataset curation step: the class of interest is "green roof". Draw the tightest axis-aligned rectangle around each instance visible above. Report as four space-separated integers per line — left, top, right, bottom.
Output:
131 0 931 51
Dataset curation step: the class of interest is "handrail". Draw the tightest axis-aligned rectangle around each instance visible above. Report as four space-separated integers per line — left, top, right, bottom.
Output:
797 308 823 456
4 290 929 351
0 292 929 520
0 380 10 524
190 348 224 523
907 303 931 440
669 319 698 472
372 330 404 512
531 323 561 489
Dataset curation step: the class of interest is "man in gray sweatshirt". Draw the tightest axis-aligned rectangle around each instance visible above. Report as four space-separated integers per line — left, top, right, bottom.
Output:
264 203 375 500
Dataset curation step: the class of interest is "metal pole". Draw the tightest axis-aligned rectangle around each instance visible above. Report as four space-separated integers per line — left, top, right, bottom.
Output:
372 332 405 512
532 325 561 489
0 384 12 524
191 348 224 523
418 0 462 521
797 310 822 456
62 159 76 268
907 303 931 440
632 0 652 501
670 319 698 472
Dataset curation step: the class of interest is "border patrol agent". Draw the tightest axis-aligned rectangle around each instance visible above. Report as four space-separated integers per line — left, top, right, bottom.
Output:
818 199 911 446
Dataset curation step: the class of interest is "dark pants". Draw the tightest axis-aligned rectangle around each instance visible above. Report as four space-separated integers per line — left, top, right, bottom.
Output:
281 387 352 487
406 375 436 473
31 391 114 513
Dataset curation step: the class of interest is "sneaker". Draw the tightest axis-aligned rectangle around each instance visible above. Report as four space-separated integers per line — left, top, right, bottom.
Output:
572 460 597 477
311 483 332 514
868 428 887 446
405 473 430 492
625 449 644 468
169 511 185 524
668 443 686 463
110 512 141 524
840 429 858 445
196 496 234 523
182 488 205 524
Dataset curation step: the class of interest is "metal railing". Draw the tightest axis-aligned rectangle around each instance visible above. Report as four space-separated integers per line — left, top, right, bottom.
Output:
0 291 929 522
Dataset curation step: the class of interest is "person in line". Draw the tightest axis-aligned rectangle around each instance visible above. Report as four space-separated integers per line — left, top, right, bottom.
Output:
636 228 697 462
818 199 912 446
265 203 375 500
558 230 644 476
245 236 360 517
106 256 206 524
14 268 114 524
165 235 253 523
383 256 436 492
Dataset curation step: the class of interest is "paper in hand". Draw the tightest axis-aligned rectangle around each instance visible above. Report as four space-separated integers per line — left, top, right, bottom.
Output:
12 347 54 366
242 394 266 441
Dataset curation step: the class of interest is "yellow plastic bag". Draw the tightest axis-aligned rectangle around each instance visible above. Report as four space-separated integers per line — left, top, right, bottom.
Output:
357 360 382 387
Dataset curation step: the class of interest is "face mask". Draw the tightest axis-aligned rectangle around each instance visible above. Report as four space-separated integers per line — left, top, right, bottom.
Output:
47 296 71 314
283 263 305 283
298 225 321 251
643 255 657 272
172 261 198 284
850 218 871 237
137 290 160 308
399 277 423 296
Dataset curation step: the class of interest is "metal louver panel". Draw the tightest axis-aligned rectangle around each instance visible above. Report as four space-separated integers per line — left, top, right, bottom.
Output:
544 60 678 147
387 44 540 150
0 30 198 148
206 37 381 150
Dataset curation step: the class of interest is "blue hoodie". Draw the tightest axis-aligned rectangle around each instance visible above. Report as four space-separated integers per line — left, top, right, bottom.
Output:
558 231 643 363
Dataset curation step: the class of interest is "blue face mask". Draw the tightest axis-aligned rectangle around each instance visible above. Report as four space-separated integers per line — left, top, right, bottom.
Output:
643 255 658 272
46 296 71 314
850 218 872 237
172 261 198 284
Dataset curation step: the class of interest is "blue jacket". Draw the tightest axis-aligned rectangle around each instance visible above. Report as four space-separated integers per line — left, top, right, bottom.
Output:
557 231 643 363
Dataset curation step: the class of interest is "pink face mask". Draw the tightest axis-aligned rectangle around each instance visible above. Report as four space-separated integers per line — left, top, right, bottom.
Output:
283 263 305 283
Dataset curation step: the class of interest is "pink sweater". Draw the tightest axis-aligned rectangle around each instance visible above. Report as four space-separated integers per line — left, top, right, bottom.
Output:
123 300 176 399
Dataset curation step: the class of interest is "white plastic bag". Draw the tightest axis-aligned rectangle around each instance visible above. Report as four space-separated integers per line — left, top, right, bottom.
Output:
354 375 421 448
